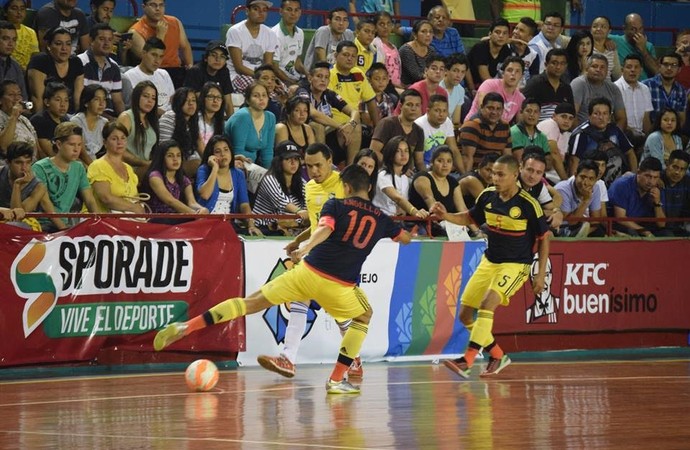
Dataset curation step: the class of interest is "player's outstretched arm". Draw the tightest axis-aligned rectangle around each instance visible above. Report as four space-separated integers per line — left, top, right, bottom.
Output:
396 230 412 245
285 228 312 255
430 202 471 226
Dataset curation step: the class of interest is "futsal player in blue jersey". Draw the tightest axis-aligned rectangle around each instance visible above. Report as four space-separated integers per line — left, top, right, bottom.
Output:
431 154 551 378
154 165 411 394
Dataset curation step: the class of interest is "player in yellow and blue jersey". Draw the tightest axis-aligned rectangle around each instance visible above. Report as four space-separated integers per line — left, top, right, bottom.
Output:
154 165 411 394
431 154 551 378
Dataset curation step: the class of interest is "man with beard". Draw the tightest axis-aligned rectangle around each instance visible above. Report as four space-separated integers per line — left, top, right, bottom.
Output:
642 53 687 126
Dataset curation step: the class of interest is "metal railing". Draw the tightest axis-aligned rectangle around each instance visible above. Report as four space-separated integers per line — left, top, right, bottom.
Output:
15 211 690 240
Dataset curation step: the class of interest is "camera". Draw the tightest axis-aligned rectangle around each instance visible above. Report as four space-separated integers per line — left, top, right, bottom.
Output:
20 101 33 110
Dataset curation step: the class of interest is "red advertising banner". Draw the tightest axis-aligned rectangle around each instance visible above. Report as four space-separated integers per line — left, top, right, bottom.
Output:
0 218 245 367
499 240 690 333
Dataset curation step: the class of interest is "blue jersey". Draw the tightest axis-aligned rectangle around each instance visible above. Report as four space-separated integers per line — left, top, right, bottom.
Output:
304 197 403 284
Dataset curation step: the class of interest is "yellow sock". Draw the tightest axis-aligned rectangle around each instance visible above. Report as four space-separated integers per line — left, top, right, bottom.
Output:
469 309 495 348
207 297 247 324
330 321 368 381
465 321 475 332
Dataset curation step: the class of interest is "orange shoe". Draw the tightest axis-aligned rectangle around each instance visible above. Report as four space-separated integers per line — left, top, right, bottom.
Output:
257 354 296 378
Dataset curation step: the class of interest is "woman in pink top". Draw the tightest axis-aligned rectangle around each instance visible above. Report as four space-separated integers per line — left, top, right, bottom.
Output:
372 11 402 90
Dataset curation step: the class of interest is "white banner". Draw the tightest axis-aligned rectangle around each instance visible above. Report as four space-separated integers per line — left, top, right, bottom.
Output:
238 239 399 367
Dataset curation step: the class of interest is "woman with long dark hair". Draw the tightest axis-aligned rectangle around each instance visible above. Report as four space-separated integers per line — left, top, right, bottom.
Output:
352 148 379 197
398 20 435 87
116 80 159 175
141 140 208 221
160 87 202 176
275 95 314 155
252 140 307 235
373 135 428 218
198 81 226 147
225 82 276 168
565 30 594 82
195 135 262 235
641 107 684 168
71 83 109 162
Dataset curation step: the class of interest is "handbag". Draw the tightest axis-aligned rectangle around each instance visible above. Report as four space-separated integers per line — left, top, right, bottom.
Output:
111 193 151 222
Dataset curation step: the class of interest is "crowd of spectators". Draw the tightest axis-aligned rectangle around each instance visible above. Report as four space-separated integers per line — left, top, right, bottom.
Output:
1 0 690 237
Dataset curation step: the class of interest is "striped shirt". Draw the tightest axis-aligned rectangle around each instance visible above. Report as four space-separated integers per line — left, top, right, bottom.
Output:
460 118 512 169
253 173 305 228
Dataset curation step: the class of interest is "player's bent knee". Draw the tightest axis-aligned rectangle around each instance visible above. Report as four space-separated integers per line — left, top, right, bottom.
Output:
459 306 475 325
354 306 373 325
481 290 503 310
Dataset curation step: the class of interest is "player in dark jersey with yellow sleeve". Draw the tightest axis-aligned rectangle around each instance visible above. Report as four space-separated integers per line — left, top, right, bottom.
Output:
431 154 551 378
154 165 411 394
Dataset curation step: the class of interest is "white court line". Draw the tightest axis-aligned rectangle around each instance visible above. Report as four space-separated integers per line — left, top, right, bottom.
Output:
1 373 688 408
0 430 385 450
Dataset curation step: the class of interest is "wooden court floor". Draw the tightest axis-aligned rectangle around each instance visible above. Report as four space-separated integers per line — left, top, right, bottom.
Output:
1 358 689 450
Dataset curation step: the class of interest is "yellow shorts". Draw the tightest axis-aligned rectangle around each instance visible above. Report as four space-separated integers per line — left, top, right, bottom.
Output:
260 262 370 321
461 255 530 308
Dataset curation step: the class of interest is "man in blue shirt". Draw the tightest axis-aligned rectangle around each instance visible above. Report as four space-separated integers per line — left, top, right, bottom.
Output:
609 157 670 236
642 53 687 125
661 150 690 236
555 159 604 237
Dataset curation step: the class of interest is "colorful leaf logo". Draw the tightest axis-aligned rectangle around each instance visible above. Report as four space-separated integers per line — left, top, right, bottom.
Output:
14 241 58 337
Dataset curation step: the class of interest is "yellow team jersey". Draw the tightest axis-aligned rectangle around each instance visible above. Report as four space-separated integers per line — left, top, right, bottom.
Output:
305 170 345 232
13 25 39 70
328 67 376 125
354 38 376 75
443 0 475 21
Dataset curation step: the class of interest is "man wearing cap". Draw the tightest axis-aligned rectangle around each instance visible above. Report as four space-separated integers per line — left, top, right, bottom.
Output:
129 0 193 88
184 41 235 118
272 0 307 86
33 121 99 231
226 0 278 94
538 102 575 184
252 139 308 233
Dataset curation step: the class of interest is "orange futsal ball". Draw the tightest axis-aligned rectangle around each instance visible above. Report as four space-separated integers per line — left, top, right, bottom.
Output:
185 359 219 392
